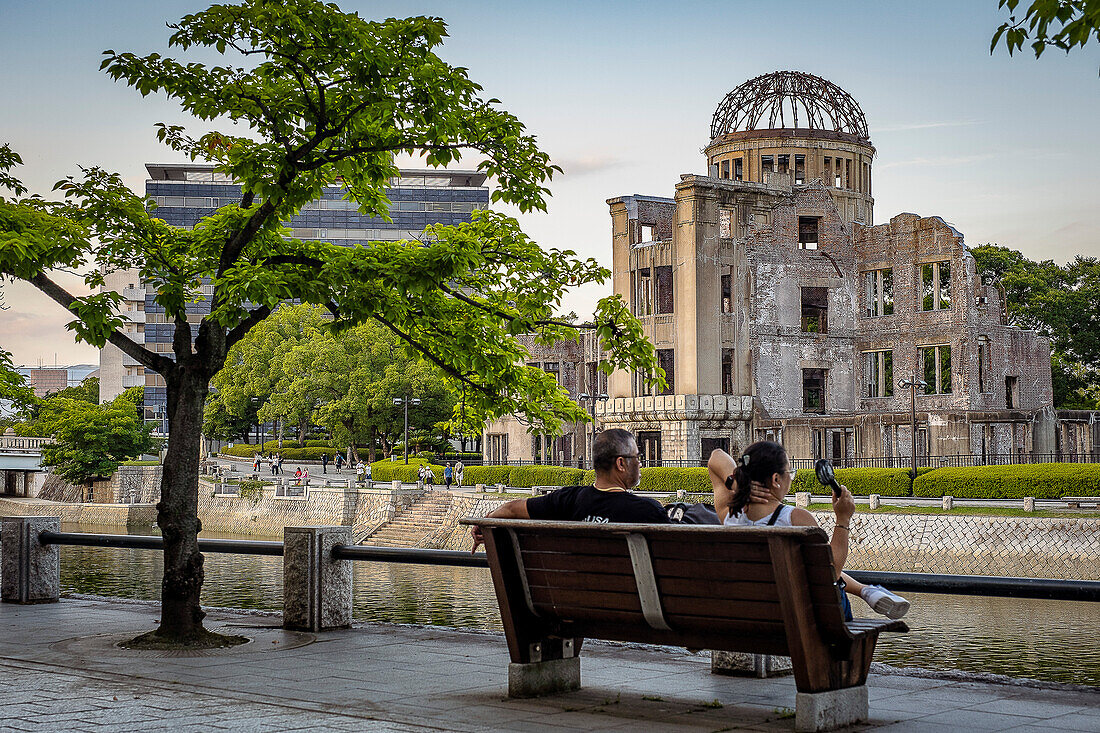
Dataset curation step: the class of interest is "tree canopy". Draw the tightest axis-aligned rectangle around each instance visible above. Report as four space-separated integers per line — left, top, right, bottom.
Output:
992 0 1100 70
0 0 657 644
971 244 1100 409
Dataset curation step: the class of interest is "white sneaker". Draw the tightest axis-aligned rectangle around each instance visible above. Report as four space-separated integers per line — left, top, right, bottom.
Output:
860 585 910 619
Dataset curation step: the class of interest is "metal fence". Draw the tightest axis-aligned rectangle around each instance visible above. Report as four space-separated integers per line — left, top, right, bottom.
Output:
30 529 1100 602
420 452 1100 470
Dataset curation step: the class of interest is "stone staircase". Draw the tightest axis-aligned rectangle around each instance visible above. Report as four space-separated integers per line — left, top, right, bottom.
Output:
363 490 455 548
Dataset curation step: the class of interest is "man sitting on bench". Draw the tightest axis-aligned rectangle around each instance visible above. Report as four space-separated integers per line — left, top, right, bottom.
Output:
470 429 772 550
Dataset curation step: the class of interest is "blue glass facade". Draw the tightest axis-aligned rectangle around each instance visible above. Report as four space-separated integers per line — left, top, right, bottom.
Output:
140 165 489 429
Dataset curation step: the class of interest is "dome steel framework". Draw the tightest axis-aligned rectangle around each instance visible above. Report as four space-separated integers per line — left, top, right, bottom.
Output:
710 71 870 142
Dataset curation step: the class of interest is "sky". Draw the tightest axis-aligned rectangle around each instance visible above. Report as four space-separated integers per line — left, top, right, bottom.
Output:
1 0 1097 366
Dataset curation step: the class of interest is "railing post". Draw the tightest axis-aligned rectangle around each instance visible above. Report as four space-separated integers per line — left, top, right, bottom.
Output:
282 526 352 632
1 516 60 604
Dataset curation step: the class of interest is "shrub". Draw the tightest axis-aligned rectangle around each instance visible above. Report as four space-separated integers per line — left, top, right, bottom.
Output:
464 465 512 487
370 458 443 483
790 467 912 496
508 466 586 488
637 467 711 493
581 469 595 486
913 463 1100 499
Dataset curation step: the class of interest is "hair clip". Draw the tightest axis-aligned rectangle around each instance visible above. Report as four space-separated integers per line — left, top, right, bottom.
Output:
740 454 750 466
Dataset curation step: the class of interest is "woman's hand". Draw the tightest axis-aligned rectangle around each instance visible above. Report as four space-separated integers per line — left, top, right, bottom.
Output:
832 485 855 523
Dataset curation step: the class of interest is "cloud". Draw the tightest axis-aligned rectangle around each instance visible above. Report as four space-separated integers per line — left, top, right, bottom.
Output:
875 120 983 133
552 155 626 177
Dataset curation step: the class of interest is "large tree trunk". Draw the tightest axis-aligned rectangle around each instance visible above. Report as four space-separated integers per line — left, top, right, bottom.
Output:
368 426 377 463
155 366 208 640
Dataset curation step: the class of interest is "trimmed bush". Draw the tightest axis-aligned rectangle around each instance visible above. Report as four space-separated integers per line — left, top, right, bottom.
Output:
508 466 586 488
464 465 512 487
581 469 595 486
370 458 443 483
637 467 711 493
913 463 1100 499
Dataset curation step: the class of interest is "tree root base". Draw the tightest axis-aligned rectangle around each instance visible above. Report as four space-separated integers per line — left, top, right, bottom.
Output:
120 627 249 650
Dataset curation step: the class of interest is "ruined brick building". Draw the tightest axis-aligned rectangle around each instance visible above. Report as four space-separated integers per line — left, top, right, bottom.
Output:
485 71 1064 466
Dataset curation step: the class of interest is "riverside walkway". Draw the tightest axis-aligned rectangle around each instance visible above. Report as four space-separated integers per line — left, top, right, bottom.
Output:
1 596 1097 732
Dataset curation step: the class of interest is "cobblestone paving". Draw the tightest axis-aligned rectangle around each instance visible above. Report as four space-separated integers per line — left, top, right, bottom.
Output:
1 598 1098 732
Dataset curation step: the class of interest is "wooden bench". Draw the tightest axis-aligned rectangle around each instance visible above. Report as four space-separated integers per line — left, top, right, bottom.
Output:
1064 496 1100 509
462 518 908 732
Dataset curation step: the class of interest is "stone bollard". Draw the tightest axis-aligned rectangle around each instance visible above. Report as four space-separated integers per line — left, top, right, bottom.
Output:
712 650 792 678
391 480 401 490
347 479 356 490
283 526 352 632
475 483 485 493
795 491 811 508
869 494 880 511
1 516 60 604
676 489 686 500
1024 496 1035 512
942 495 953 511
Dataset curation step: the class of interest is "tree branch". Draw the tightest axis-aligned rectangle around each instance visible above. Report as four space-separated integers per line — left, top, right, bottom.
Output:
225 305 273 349
371 313 495 397
28 272 175 376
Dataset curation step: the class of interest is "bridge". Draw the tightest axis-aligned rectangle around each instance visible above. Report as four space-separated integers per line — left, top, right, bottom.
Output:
0 430 50 497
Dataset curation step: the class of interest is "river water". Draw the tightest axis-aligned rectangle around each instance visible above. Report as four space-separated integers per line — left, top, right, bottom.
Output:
58 524 1100 687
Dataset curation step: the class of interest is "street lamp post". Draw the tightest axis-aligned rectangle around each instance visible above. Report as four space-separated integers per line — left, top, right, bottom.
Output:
577 392 609 469
897 377 928 478
392 396 421 464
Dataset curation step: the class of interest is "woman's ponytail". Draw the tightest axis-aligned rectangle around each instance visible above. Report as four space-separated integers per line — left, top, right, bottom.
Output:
727 441 789 518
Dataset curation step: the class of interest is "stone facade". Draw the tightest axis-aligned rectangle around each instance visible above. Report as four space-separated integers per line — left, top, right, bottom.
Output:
485 71 1063 465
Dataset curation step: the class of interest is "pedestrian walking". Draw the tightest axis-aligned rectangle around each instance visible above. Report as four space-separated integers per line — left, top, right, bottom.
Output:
270 453 278 476
364 463 372 483
356 460 366 483
321 453 329 474
455 460 464 488
334 453 344 471
253 452 261 472
425 464 435 492
444 462 453 490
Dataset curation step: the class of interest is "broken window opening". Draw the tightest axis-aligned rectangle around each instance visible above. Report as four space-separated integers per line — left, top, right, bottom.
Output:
845 159 851 190
657 349 674 396
864 350 893 398
978 336 990 393
719 208 734 238
824 156 832 185
722 348 735 394
656 265 673 315
801 286 829 333
1006 375 1019 409
862 268 893 317
761 155 774 175
777 154 790 175
794 154 806 185
920 261 951 312
920 345 952 394
720 159 730 179
640 224 657 243
803 369 826 413
544 362 560 384
721 273 732 313
835 160 843 188
798 216 819 250
734 158 743 181
635 267 653 316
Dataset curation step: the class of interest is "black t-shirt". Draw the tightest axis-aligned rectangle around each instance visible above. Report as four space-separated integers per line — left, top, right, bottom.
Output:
526 485 669 524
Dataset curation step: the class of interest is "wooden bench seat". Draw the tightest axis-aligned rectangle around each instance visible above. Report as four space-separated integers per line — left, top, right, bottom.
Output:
462 518 908 732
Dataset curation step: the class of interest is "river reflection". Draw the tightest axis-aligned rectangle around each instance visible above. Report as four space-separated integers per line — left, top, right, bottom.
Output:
57 524 1099 687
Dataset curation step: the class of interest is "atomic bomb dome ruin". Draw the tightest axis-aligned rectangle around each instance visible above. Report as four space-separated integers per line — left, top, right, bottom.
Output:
484 71 1075 467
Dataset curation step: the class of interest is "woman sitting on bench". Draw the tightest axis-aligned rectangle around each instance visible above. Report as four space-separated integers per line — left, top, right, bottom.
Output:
709 441 910 620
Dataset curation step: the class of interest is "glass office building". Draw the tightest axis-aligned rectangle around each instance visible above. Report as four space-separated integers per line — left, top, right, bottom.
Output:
98 163 489 431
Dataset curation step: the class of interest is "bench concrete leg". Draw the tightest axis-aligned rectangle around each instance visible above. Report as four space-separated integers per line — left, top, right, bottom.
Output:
508 657 580 698
711 650 792 678
1 516 60 604
283 526 352 632
795 686 868 732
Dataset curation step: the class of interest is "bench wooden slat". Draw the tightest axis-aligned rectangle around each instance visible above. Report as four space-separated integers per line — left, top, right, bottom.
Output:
527 569 792 603
529 585 783 622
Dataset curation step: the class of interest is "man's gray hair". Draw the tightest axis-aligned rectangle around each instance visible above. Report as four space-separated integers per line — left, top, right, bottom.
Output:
593 429 636 473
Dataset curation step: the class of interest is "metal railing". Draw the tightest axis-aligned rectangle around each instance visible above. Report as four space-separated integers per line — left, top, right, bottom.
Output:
31 529 1100 603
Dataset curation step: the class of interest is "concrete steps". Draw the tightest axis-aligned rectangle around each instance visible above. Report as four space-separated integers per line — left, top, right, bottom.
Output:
364 491 454 548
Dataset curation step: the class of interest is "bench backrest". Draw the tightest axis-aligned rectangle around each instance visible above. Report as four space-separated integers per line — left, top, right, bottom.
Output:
469 519 852 657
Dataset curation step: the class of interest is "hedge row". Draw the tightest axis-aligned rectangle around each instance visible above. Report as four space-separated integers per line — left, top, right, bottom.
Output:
790 467 912 497
913 464 1100 499
220 444 334 460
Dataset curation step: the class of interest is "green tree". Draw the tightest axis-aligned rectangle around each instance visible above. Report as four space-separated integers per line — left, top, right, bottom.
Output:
0 1 656 645
47 376 100 403
971 244 1100 408
992 0 1100 69
36 386 158 485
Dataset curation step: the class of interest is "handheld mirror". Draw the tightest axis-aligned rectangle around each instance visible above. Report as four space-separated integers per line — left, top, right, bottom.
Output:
814 459 842 497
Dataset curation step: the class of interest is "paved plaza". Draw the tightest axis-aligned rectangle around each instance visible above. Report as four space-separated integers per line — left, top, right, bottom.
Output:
0 596 1097 732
